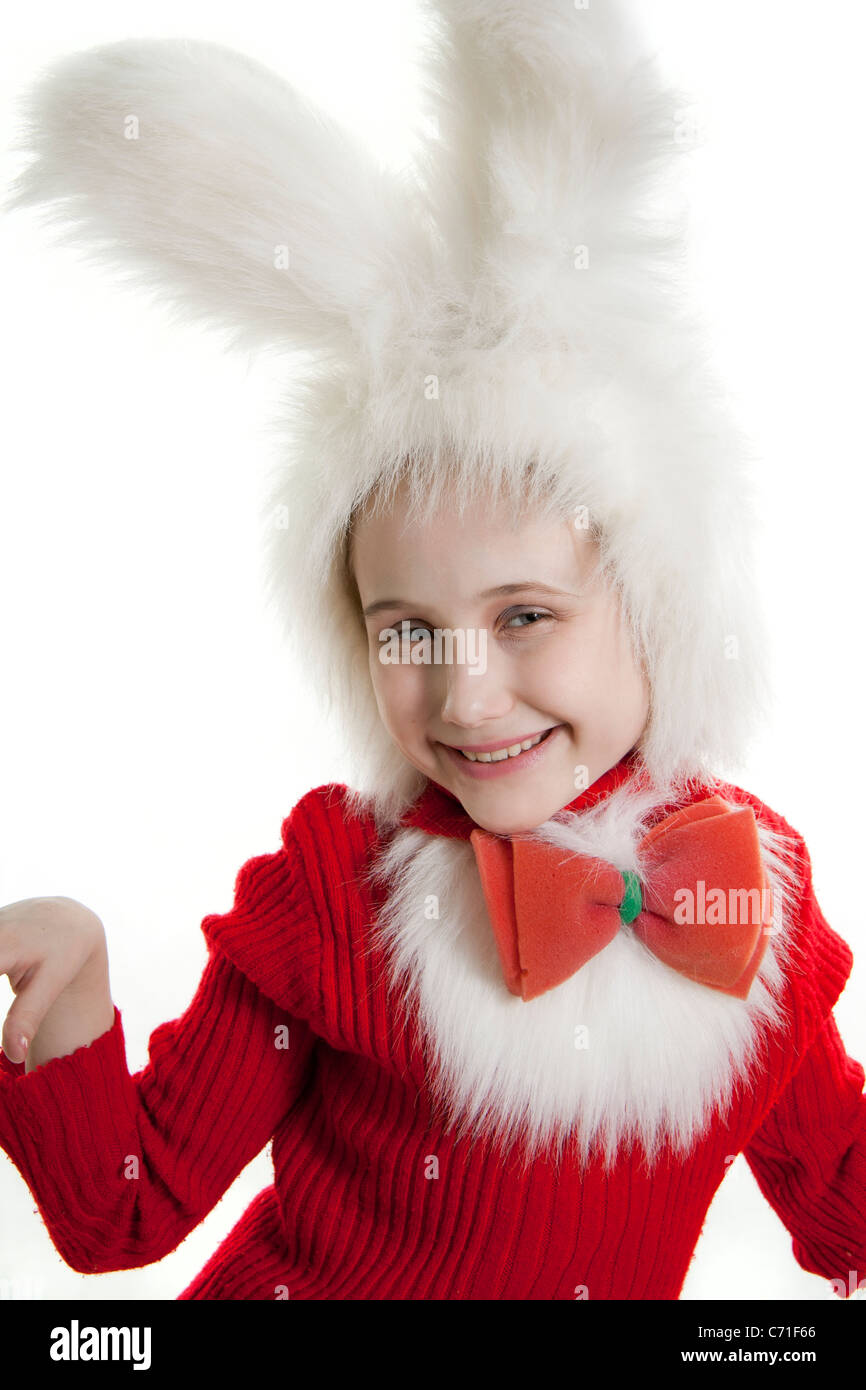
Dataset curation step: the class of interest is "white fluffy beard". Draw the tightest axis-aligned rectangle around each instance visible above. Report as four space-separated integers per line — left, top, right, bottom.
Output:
365 780 803 1178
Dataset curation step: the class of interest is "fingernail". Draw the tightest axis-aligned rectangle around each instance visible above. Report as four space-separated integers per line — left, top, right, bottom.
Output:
19 1035 28 1056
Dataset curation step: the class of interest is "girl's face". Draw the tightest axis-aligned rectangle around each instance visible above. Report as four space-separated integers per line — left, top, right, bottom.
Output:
350 484 650 834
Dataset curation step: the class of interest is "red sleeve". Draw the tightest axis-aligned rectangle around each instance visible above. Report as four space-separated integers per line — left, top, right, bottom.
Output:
743 1010 866 1298
0 835 319 1275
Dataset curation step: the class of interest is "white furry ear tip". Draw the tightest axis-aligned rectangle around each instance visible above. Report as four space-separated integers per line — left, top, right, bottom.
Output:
1 31 426 360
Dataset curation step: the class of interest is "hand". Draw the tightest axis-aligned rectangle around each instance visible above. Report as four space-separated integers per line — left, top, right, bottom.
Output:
0 896 107 1065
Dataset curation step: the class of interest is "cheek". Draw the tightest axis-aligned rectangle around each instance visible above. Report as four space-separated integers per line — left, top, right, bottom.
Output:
604 611 650 716
368 652 431 728
524 611 643 707
526 629 585 696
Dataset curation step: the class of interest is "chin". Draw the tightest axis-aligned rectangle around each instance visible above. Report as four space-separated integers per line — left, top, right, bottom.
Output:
468 787 567 830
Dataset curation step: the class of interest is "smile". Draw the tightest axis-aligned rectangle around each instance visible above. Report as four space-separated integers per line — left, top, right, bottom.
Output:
456 729 553 762
439 725 564 777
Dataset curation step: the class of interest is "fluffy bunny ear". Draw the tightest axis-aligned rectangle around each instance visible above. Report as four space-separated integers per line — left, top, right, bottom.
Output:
3 37 429 361
413 0 693 339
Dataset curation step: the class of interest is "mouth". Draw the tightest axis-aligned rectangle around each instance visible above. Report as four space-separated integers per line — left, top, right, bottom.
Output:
439 724 564 776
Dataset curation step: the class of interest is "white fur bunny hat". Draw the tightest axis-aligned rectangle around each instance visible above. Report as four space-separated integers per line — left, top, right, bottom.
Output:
4 1 772 828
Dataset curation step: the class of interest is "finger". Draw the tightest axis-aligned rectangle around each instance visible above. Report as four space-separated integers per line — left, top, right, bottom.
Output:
2 963 70 1065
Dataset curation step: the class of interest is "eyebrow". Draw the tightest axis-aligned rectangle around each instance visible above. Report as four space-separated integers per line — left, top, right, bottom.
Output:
361 581 578 619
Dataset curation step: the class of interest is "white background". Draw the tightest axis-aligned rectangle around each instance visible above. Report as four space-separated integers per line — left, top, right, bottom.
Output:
0 0 863 1302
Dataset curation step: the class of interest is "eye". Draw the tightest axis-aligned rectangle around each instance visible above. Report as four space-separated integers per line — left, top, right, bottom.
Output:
377 621 432 641
375 610 554 642
503 608 553 630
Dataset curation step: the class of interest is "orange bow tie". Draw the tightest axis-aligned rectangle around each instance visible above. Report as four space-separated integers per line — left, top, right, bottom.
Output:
469 795 773 1001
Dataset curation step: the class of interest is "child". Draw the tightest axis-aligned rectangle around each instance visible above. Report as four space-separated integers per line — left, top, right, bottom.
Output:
1 1 864 1300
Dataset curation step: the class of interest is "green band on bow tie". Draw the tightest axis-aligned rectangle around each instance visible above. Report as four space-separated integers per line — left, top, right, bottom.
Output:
618 869 642 925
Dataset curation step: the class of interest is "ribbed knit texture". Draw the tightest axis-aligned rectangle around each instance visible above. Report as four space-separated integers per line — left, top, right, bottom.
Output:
1 762 864 1299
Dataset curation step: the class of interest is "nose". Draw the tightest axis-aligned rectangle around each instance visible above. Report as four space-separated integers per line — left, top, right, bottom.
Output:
439 643 513 729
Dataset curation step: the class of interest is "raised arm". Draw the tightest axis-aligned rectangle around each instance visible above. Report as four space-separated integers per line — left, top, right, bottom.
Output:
0 842 319 1274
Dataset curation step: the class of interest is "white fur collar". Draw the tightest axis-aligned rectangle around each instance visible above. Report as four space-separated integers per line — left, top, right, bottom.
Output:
367 780 803 1175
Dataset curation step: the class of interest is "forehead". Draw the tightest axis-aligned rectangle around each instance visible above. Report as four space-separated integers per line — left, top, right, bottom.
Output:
350 481 598 600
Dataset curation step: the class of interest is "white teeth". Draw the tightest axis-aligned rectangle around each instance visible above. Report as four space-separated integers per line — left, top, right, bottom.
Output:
459 730 549 762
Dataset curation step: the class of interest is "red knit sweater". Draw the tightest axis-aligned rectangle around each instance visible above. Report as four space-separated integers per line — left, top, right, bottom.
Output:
1 757 864 1300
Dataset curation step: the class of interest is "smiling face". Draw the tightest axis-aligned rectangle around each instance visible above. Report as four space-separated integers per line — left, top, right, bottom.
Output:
348 480 650 834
